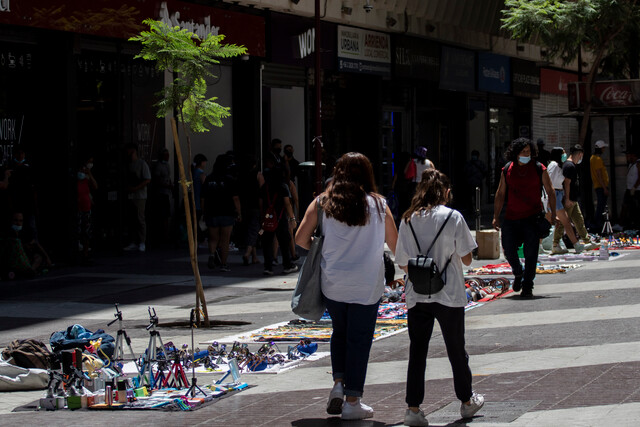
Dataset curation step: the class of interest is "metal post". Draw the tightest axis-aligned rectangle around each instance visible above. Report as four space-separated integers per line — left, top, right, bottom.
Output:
475 186 481 232
314 0 323 194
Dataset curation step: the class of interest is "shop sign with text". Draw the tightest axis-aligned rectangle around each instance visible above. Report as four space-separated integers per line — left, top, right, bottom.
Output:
511 58 539 99
568 80 640 110
439 46 474 92
478 52 510 94
541 68 579 96
394 35 439 81
337 25 390 77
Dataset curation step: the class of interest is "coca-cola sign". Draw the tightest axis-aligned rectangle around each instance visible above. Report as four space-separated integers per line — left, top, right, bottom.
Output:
569 80 640 110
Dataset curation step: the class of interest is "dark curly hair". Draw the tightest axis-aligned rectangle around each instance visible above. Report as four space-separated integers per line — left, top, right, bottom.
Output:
321 152 383 226
402 168 452 222
504 137 537 163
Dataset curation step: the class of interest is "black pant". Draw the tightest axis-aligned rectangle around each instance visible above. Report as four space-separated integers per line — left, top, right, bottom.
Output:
262 219 292 270
501 215 539 286
406 302 473 407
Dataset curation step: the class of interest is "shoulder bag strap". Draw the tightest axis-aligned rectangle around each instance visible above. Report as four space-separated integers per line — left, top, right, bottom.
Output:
315 197 324 237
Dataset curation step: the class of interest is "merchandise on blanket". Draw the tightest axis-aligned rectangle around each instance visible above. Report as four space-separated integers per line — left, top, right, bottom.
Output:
467 262 582 275
378 303 408 319
464 277 512 303
381 278 406 303
50 324 115 361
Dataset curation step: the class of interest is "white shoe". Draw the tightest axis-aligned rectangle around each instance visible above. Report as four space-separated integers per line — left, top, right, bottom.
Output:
573 242 585 254
326 383 344 415
341 399 374 420
123 243 138 251
404 408 429 426
582 241 597 251
460 392 484 419
551 245 568 255
138 243 146 252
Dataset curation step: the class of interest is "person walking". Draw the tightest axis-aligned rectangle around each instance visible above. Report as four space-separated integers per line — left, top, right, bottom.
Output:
547 147 584 254
77 155 98 263
395 168 484 426
192 153 208 246
493 138 556 298
556 145 595 250
295 152 398 420
123 143 151 252
621 147 640 229
590 140 610 233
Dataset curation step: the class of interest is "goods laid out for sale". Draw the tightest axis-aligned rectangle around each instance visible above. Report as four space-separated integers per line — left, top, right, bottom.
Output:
467 262 583 275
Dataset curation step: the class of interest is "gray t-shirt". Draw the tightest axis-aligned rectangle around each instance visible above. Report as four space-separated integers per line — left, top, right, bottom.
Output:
128 158 151 200
395 205 477 308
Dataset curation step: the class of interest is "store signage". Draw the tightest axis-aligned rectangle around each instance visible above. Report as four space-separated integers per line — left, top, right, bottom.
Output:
337 25 390 77
478 52 510 94
293 28 315 59
0 114 23 166
541 68 579 96
568 80 640 110
439 46 474 92
511 58 539 99
394 35 439 81
158 1 219 39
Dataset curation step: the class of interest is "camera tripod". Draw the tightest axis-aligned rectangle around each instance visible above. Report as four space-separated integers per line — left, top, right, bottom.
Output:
107 303 141 376
184 308 207 397
138 306 165 388
601 206 613 239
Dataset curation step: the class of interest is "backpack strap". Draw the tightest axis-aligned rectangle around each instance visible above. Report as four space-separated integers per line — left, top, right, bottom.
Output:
408 208 453 256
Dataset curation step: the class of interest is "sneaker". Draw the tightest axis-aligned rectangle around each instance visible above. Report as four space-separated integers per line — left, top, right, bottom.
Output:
460 392 484 419
263 269 274 276
138 243 146 252
326 383 344 415
283 265 299 274
341 399 374 420
582 241 597 251
512 276 522 292
520 288 534 299
573 242 585 254
404 408 429 426
551 245 568 254
538 244 549 254
219 264 231 272
207 255 216 269
123 243 138 251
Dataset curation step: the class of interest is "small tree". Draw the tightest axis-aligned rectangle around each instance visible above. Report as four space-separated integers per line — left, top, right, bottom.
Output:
502 0 640 145
130 19 247 326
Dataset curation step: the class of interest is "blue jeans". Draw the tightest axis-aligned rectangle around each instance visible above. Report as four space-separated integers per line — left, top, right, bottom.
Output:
501 215 539 286
324 296 380 397
594 187 607 231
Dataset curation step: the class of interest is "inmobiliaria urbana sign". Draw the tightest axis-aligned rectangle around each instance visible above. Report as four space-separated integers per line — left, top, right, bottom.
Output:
568 80 640 110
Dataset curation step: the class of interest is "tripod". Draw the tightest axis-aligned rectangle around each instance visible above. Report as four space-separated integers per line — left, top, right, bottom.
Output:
107 303 141 376
139 306 165 388
185 309 207 398
601 206 613 239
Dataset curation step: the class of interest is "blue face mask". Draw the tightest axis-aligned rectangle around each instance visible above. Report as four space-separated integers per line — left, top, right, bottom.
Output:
519 156 531 164
11 224 22 232
77 172 86 180
561 153 568 162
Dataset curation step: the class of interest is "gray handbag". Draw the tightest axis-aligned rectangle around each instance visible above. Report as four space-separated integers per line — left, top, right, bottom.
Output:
291 202 326 321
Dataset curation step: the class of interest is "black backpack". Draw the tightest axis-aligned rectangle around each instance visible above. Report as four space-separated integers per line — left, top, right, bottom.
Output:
1 338 52 370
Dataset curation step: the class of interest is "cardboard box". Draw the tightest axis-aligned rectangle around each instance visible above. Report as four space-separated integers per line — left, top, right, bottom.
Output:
476 230 500 259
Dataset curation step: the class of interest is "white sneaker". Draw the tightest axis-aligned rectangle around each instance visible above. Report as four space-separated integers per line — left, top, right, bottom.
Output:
123 243 138 251
460 392 484 419
573 242 585 254
582 241 597 251
283 265 299 274
138 243 146 252
341 399 374 420
551 245 568 254
404 408 429 426
326 383 344 415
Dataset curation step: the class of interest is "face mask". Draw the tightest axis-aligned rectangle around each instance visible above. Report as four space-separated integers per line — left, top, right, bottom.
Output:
15 158 25 164
561 153 568 162
576 158 583 164
86 163 93 169
11 224 22 232
519 156 531 164
77 172 86 180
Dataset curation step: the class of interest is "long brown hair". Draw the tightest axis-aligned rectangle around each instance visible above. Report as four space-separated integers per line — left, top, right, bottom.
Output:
322 152 382 226
402 168 451 222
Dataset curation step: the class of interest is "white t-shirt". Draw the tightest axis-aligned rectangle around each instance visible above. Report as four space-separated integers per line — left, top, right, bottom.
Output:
547 161 565 190
413 159 433 183
321 195 387 305
395 205 477 309
627 160 639 190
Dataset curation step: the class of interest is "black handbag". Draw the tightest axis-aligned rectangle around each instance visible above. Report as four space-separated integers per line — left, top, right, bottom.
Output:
407 209 454 297
535 211 551 238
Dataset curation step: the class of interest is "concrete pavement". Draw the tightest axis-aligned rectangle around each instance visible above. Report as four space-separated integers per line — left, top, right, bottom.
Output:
1 243 639 426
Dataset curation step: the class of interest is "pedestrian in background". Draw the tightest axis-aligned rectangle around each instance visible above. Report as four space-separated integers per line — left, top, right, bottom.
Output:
493 138 556 298
123 143 151 252
237 155 264 265
192 153 208 246
590 140 610 233
536 138 551 166
395 168 483 426
77 154 97 263
621 147 640 229
295 152 398 420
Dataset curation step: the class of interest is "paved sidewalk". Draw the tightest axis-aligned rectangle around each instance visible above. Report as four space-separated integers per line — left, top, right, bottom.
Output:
1 243 639 426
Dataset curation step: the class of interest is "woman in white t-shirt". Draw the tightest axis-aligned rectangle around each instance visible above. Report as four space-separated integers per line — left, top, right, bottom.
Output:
296 152 398 421
394 168 483 426
547 147 583 254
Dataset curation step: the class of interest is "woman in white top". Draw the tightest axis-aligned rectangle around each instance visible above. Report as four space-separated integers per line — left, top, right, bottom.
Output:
394 168 483 426
547 147 583 254
296 152 397 421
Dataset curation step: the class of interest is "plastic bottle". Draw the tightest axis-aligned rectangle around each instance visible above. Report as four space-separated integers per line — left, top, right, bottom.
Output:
599 239 609 260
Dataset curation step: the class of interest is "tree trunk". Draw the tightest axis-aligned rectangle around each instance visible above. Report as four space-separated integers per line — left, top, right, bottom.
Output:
171 117 210 327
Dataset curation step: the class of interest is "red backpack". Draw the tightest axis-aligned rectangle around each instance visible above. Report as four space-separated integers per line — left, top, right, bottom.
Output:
262 186 283 232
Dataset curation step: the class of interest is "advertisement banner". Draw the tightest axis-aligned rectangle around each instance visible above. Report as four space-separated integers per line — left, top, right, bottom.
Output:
0 0 265 56
478 52 510 94
568 80 640 110
439 46 474 92
511 58 539 99
394 35 440 81
337 25 391 77
541 68 579 96
270 12 336 69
